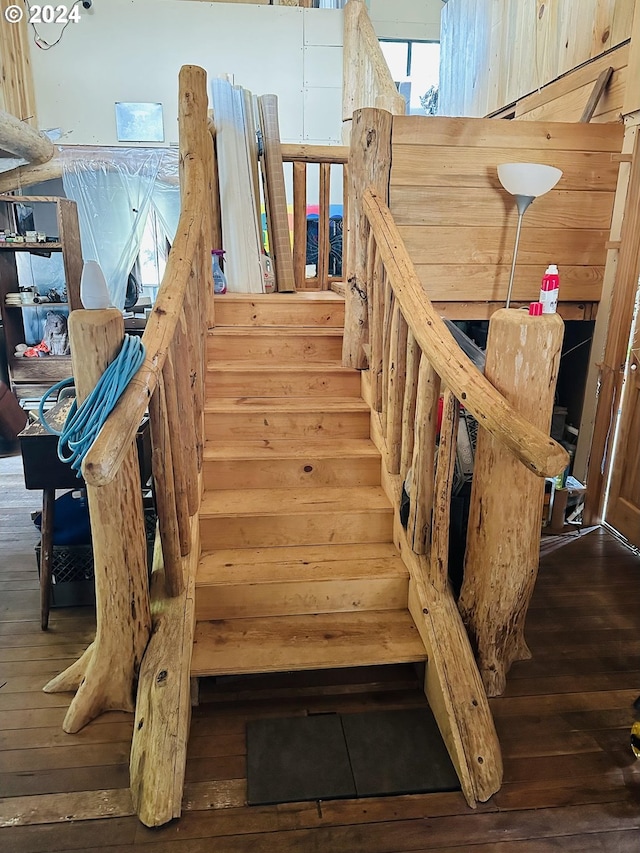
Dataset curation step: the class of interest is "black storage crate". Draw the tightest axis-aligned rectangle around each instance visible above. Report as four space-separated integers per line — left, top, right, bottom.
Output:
36 507 157 607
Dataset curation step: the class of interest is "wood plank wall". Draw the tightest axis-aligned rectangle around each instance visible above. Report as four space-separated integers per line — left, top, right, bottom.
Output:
0 0 37 124
388 116 623 308
439 0 635 118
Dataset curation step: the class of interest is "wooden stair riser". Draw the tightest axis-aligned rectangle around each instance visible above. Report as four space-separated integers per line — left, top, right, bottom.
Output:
208 332 343 363
200 510 393 550
204 455 381 489
206 368 361 398
214 299 345 328
191 611 426 678
195 574 409 620
205 408 371 440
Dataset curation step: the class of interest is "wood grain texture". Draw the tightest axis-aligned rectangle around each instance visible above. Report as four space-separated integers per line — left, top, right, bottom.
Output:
343 108 392 369
459 310 565 696
439 0 635 117
43 310 151 735
363 189 568 479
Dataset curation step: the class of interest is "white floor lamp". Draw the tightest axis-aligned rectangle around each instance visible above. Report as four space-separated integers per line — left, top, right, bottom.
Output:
497 163 563 308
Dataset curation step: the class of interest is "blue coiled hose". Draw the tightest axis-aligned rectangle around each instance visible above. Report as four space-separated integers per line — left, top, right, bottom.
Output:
39 334 146 477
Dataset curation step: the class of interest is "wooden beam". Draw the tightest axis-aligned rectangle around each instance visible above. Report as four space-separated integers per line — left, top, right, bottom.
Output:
585 130 640 522
579 67 614 122
0 1 37 124
0 109 54 164
258 95 296 292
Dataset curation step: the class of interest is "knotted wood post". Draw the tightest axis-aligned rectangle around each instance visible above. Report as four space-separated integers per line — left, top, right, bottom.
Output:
458 309 564 697
342 108 392 369
44 309 151 732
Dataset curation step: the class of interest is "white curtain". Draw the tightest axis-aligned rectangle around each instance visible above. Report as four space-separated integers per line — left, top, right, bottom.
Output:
61 147 180 309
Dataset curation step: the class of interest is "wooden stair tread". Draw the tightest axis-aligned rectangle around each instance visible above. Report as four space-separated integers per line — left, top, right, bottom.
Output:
209 326 344 337
215 292 344 302
207 361 352 372
197 542 407 585
191 611 427 677
203 439 380 460
205 397 370 412
198 542 402 567
200 486 392 517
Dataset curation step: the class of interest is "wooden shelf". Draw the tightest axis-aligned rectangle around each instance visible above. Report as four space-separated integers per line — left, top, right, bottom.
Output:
10 355 73 385
0 242 62 251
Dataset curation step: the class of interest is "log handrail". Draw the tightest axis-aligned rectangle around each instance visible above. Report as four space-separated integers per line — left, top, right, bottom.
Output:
362 188 569 479
342 0 406 130
80 175 204 486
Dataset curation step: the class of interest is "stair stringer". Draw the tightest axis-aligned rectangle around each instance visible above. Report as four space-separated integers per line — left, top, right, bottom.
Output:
365 370 503 808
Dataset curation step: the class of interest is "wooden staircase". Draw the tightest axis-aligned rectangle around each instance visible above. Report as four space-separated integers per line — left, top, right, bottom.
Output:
192 292 427 679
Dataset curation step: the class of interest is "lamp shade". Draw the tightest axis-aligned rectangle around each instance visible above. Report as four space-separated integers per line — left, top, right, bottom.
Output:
497 162 562 198
80 260 111 310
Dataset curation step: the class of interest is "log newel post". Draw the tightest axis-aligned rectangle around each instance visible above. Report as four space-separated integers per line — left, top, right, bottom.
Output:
342 108 392 369
458 309 564 697
43 309 151 733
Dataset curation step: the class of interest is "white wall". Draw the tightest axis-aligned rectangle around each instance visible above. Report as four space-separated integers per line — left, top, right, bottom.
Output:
29 0 344 146
368 0 441 41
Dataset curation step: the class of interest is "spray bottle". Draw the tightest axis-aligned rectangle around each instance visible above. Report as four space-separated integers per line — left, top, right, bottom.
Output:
540 265 560 314
211 250 227 295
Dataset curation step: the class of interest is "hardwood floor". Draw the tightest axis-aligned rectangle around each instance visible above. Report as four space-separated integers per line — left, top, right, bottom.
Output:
1 452 639 851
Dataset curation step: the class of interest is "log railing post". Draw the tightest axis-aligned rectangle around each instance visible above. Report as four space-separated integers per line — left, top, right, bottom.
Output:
43 309 151 732
148 376 184 598
429 389 459 592
342 108 392 368
408 356 441 555
458 310 564 696
369 237 384 411
162 348 191 558
386 303 408 473
173 309 200 515
400 330 420 480
293 161 307 287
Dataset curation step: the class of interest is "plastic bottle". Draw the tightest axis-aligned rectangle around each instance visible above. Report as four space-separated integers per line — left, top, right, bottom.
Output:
540 265 560 314
211 250 227 295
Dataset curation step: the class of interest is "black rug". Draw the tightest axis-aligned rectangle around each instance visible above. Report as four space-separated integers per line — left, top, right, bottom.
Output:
246 707 460 806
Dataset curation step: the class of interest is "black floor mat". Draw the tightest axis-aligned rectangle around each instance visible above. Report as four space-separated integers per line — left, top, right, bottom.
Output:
246 714 356 806
246 707 460 806
342 707 460 797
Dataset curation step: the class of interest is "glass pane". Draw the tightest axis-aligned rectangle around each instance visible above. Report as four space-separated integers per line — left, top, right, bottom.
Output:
379 41 409 83
408 42 440 115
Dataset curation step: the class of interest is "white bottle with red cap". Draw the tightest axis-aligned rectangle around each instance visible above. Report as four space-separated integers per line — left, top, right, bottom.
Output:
540 265 560 314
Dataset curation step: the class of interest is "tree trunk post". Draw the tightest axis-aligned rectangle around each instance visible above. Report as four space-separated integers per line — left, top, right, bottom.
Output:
43 309 151 733
342 108 392 369
458 309 564 696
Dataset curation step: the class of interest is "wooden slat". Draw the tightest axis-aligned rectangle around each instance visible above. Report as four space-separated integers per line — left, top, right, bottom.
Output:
413 264 605 303
390 146 620 191
317 162 331 290
369 240 384 412
392 115 625 152
399 226 609 267
292 161 307 288
390 186 616 230
258 95 296 293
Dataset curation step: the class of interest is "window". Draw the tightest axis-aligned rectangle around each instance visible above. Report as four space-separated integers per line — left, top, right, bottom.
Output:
379 40 440 115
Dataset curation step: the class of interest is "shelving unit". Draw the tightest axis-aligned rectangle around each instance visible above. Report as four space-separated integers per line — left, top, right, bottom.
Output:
0 196 82 398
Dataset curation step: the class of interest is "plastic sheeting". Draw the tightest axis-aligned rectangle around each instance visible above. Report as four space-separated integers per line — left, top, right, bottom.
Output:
61 147 179 309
